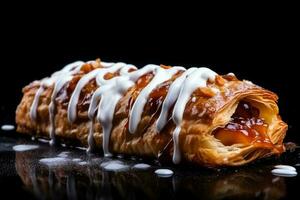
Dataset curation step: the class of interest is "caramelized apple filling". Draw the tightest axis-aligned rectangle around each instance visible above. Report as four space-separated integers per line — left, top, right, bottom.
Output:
214 101 273 147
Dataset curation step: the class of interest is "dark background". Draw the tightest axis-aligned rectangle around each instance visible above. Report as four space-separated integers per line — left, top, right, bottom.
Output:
1 5 299 143
0 4 299 200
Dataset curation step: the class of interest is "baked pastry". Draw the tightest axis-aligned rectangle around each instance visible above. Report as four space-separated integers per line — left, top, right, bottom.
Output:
15 59 288 167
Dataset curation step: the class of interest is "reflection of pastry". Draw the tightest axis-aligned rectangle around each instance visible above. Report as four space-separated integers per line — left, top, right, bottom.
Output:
16 59 287 167
15 150 286 200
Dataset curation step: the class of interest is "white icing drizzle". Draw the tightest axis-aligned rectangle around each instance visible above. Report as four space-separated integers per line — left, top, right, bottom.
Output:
67 68 102 123
156 68 196 132
86 120 96 153
96 78 134 156
30 86 45 121
89 77 135 156
49 77 72 145
87 64 183 154
29 59 218 164
31 61 84 120
171 68 217 164
128 66 184 134
68 62 132 123
49 61 85 145
86 63 137 154
30 61 85 145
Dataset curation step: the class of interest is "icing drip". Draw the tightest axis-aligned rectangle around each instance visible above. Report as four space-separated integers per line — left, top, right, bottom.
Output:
87 120 96 153
30 86 45 121
30 61 85 145
171 68 217 164
156 68 196 132
96 78 135 156
89 77 135 155
68 62 131 123
128 66 184 134
30 59 218 164
86 63 137 154
88 64 183 154
49 77 73 145
68 68 102 123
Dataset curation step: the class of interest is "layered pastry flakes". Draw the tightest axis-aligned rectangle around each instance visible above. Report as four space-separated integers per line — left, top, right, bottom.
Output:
16 59 288 167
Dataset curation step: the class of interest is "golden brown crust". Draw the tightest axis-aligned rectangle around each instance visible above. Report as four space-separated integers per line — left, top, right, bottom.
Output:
15 62 288 167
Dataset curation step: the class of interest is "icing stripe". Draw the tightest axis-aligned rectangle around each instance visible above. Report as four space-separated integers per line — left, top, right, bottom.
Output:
30 60 218 164
30 86 45 121
68 62 135 123
30 61 85 144
128 67 184 134
68 68 102 123
156 68 196 132
171 67 217 163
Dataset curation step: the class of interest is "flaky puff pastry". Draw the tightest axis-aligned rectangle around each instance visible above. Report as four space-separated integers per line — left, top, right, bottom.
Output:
16 59 287 167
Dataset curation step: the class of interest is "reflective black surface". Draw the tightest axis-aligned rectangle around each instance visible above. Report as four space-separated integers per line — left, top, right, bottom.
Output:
1 129 300 200
1 9 299 199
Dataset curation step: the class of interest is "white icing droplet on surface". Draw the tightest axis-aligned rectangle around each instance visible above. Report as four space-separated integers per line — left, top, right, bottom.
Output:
1 124 15 131
130 156 137 161
57 151 70 158
101 160 129 171
72 158 82 162
116 154 124 159
38 138 50 143
78 161 87 165
132 163 151 169
274 165 296 171
271 169 297 177
13 144 39 152
155 169 174 177
39 157 70 167
75 147 87 151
